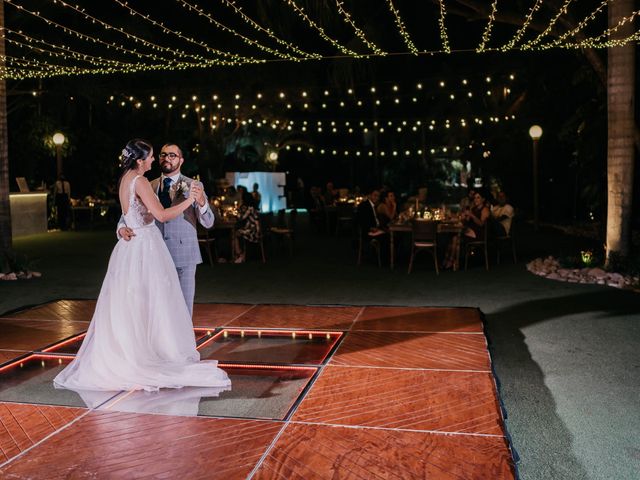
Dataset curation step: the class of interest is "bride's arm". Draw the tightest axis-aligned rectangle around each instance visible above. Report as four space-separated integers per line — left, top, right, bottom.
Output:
135 177 195 222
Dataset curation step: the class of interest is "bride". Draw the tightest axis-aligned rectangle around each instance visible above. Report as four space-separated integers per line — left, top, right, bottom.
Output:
54 139 231 392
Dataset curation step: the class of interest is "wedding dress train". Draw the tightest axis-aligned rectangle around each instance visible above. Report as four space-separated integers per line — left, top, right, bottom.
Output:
54 175 231 392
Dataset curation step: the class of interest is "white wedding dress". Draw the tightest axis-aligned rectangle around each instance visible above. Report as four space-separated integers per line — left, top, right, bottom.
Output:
54 175 231 392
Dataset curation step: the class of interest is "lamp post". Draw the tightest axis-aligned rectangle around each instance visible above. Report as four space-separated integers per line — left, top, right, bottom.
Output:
528 125 542 231
52 132 65 178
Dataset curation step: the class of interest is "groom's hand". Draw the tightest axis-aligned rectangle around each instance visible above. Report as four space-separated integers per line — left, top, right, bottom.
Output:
190 182 206 207
118 227 136 241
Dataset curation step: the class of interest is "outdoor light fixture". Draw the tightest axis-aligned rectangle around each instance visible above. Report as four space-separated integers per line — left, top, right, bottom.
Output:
52 132 65 146
53 132 65 177
529 125 543 140
529 125 543 231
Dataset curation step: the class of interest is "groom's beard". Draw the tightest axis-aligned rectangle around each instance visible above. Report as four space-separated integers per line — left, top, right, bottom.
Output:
160 162 179 176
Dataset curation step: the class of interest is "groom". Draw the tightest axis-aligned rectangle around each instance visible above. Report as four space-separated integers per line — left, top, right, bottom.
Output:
118 143 214 316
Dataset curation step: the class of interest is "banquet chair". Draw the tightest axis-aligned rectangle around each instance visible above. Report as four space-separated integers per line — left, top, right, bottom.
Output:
242 229 266 263
357 228 381 267
335 202 355 236
494 217 517 264
407 219 439 275
464 223 489 271
269 209 295 256
197 225 217 266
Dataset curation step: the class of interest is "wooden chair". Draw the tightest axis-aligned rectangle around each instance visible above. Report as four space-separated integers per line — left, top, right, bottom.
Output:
242 231 266 263
464 223 489 271
269 209 295 256
335 202 354 236
494 218 517 264
357 228 382 267
407 219 439 274
197 225 217 266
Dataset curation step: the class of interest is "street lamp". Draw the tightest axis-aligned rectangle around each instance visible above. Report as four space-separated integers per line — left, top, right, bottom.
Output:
528 125 543 231
52 132 66 178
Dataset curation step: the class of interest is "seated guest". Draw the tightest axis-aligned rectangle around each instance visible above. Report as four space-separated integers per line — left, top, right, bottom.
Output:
376 190 397 228
224 185 241 205
459 187 476 211
357 188 384 237
443 189 490 269
308 186 326 232
324 181 338 207
233 191 261 263
404 186 428 212
490 191 514 236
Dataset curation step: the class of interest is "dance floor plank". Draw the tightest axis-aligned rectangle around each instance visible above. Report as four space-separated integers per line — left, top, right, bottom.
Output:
0 319 87 351
0 403 85 463
0 411 282 479
0 300 95 323
228 304 361 330
293 366 504 435
331 331 491 370
192 303 256 327
354 306 483 332
254 422 516 480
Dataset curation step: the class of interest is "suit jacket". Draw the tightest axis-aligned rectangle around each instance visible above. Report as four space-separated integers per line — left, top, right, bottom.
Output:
118 174 214 268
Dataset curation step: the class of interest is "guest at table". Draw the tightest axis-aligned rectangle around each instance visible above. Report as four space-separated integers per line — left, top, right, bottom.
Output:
324 181 338 207
490 191 514 236
404 186 427 212
224 185 241 206
459 187 476 211
309 186 326 232
357 187 384 237
233 191 261 263
376 190 397 229
443 189 490 269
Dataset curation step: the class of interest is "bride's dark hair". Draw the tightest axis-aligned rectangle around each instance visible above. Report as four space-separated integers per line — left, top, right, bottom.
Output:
119 139 152 171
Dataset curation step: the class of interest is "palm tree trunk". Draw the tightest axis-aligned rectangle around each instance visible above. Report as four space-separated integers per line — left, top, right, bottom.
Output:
0 0 13 267
606 0 636 261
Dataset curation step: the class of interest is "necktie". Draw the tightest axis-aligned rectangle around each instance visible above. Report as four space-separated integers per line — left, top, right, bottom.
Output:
159 177 172 208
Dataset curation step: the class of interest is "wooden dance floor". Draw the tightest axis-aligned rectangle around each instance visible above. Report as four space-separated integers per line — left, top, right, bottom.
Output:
0 300 517 479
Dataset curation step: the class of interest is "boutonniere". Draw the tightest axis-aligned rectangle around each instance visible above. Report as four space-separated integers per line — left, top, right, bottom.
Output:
171 179 190 200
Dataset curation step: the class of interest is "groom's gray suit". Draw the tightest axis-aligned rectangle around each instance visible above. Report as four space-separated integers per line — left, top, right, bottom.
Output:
118 174 214 315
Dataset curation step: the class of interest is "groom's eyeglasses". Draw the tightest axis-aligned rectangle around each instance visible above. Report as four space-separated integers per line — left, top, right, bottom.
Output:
159 152 179 159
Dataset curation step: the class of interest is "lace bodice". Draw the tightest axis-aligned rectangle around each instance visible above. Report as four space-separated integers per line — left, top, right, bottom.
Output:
123 175 154 228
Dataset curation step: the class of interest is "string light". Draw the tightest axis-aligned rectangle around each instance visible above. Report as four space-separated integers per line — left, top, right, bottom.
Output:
500 0 543 51
539 0 609 50
47 0 236 67
573 8 640 48
476 0 499 53
3 0 186 66
387 0 419 55
335 0 386 55
113 0 262 63
175 0 298 60
3 0 639 80
522 0 573 50
284 0 359 56
438 0 451 53
219 0 321 59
